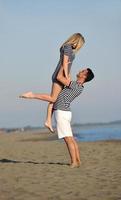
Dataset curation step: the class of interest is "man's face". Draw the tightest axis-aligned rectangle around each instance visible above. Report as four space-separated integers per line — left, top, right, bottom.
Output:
76 69 88 80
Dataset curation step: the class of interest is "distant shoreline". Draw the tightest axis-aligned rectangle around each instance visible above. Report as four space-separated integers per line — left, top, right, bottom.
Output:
0 119 121 131
72 119 121 127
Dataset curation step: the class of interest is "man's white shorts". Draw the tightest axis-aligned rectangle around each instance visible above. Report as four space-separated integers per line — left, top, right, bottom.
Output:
54 110 73 139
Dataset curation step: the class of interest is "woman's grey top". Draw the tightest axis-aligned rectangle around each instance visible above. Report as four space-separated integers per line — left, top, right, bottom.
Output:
52 44 75 84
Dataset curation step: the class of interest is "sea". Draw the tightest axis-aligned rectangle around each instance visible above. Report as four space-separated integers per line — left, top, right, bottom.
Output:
3 121 121 142
72 121 121 142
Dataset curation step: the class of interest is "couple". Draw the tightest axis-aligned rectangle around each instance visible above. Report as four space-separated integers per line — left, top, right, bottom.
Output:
20 33 94 168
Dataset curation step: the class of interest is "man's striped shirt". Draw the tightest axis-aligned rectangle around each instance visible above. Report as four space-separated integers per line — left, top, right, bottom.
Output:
53 81 84 111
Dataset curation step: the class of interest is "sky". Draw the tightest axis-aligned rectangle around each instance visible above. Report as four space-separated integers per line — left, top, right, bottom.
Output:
0 0 121 128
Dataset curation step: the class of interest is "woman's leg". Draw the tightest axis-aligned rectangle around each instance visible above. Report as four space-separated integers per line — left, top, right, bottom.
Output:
19 82 62 103
44 103 54 132
20 83 63 132
44 83 63 132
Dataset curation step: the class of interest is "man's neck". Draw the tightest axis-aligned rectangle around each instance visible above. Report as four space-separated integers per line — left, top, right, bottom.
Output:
76 79 84 86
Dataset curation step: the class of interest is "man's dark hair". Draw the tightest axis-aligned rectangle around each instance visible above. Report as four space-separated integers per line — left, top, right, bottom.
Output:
85 68 94 82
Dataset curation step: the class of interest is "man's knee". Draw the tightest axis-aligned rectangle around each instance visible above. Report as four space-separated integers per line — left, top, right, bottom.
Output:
64 136 73 143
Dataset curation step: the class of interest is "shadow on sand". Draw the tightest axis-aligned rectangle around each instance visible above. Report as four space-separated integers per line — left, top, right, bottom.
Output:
0 158 69 166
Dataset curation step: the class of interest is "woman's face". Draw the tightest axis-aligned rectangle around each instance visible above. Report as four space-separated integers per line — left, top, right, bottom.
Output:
72 39 84 50
72 43 77 49
78 39 84 49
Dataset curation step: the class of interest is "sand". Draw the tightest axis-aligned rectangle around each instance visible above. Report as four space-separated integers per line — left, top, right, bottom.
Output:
0 130 121 200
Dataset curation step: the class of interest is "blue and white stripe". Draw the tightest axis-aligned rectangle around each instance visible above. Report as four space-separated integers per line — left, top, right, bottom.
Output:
53 81 84 111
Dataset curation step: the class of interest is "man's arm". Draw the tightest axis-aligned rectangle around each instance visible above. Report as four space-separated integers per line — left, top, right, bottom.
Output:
57 67 71 86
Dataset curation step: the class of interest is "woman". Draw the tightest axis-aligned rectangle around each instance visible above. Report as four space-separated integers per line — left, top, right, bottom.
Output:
20 33 85 132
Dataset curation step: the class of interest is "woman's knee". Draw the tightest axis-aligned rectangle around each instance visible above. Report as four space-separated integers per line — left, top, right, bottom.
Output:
51 96 57 103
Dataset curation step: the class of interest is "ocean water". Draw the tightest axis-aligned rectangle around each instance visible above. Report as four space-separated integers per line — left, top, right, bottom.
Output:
72 122 121 142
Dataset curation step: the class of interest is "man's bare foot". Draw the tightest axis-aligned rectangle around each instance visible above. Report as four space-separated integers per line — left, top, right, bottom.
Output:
45 122 54 133
77 160 82 166
19 92 33 99
70 162 81 168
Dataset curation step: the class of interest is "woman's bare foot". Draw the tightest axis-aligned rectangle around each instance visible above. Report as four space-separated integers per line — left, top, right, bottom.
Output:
45 122 54 133
19 92 33 99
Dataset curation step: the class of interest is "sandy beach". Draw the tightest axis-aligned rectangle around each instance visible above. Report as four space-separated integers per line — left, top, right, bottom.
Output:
0 130 121 200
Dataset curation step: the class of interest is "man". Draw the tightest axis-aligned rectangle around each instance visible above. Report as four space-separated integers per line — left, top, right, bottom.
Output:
53 68 94 168
20 68 94 168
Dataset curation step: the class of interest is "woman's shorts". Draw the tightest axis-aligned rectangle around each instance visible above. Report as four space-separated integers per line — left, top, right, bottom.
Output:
54 110 73 139
52 72 64 87
52 78 64 87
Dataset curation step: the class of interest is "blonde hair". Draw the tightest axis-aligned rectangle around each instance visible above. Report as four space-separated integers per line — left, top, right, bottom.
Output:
61 33 85 53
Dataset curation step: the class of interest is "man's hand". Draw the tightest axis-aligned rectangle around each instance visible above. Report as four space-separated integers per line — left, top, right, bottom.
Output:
66 76 71 86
